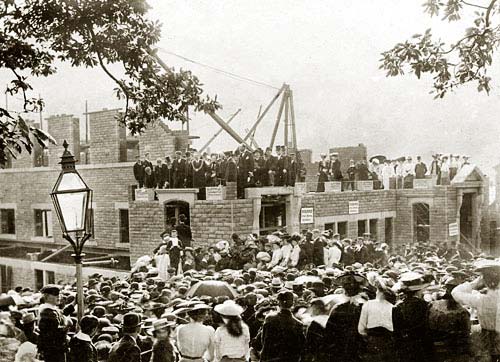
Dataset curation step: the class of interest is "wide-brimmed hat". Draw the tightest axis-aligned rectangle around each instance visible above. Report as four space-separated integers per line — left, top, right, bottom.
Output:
146 318 176 336
474 259 500 271
214 300 244 316
270 278 283 288
397 272 430 291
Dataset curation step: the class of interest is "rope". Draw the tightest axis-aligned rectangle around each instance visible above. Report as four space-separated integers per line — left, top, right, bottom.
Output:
156 47 280 90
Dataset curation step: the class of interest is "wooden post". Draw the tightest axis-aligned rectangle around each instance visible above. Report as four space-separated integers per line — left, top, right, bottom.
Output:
269 91 287 149
243 84 286 142
289 89 298 152
284 87 289 150
200 109 241 152
207 111 253 150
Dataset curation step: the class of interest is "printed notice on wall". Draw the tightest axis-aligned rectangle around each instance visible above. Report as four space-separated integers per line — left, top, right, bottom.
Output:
449 222 459 237
300 207 314 224
349 201 360 214
206 186 224 201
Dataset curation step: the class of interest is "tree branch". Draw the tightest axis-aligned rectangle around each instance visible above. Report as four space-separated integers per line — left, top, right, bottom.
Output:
85 23 130 123
460 0 489 9
486 0 497 27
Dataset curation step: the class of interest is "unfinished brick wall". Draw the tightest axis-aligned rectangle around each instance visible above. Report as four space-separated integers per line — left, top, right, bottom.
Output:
46 114 80 167
138 122 177 161
129 201 165 264
88 109 125 164
191 199 254 245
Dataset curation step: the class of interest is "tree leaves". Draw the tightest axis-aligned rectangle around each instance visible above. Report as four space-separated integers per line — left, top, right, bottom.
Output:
380 0 499 99
0 0 220 166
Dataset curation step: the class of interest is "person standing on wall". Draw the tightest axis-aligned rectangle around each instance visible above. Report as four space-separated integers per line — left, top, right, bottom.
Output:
172 151 186 188
133 155 144 188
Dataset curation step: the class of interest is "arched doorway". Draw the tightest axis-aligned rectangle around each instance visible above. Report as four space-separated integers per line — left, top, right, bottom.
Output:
164 200 190 229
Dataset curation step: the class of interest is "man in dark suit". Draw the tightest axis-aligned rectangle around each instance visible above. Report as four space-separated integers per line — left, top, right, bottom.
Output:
275 146 289 186
143 152 153 171
329 152 343 181
287 151 298 187
68 315 99 362
133 156 144 188
224 151 237 184
154 159 165 189
172 151 186 188
259 290 305 362
175 214 192 248
37 284 70 362
184 151 193 188
238 144 254 189
263 147 277 186
190 151 206 199
108 313 142 362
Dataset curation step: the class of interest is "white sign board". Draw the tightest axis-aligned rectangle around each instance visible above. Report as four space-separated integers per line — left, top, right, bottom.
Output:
206 186 224 201
357 181 373 191
135 188 154 202
449 222 459 237
414 178 431 189
349 201 360 214
324 181 342 193
300 207 314 224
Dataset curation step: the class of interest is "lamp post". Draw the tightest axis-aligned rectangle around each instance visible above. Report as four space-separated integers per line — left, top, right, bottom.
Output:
51 140 93 322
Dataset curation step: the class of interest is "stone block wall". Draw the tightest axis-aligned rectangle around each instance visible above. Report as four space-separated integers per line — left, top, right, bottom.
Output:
191 199 254 245
129 201 165 263
47 114 80 167
138 122 177 161
88 109 124 164
0 163 135 250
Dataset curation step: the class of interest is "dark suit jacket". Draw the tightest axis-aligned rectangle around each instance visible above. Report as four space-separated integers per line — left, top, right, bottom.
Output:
260 309 305 362
68 334 97 362
175 223 192 247
225 159 238 183
37 304 68 358
133 162 144 182
108 335 142 362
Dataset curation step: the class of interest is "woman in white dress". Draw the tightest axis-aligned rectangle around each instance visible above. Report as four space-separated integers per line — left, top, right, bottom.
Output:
213 301 250 362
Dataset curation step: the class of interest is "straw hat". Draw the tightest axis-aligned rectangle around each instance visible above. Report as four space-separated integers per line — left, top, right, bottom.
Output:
146 318 176 336
214 300 244 317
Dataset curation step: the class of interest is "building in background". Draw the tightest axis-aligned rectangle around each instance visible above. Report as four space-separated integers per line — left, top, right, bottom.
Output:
0 108 494 291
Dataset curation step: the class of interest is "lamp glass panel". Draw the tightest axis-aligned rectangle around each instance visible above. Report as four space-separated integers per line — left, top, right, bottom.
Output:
55 191 88 231
57 172 86 191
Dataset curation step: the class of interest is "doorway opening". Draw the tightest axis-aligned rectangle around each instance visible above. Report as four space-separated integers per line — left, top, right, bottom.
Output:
413 203 430 243
164 201 190 230
259 195 287 236
460 193 474 243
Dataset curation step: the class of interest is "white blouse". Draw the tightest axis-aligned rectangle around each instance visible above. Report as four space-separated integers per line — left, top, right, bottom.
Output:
358 299 394 335
213 323 250 361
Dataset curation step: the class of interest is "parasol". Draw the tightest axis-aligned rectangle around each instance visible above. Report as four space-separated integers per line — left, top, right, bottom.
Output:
186 280 238 299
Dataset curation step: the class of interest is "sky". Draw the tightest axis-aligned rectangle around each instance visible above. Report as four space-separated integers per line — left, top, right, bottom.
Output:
2 0 500 182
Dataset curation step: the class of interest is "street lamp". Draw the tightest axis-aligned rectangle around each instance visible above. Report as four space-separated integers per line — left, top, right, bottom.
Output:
51 140 92 322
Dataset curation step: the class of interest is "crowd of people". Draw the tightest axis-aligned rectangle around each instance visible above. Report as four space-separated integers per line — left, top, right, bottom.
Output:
317 153 472 192
2 226 500 362
133 144 306 199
